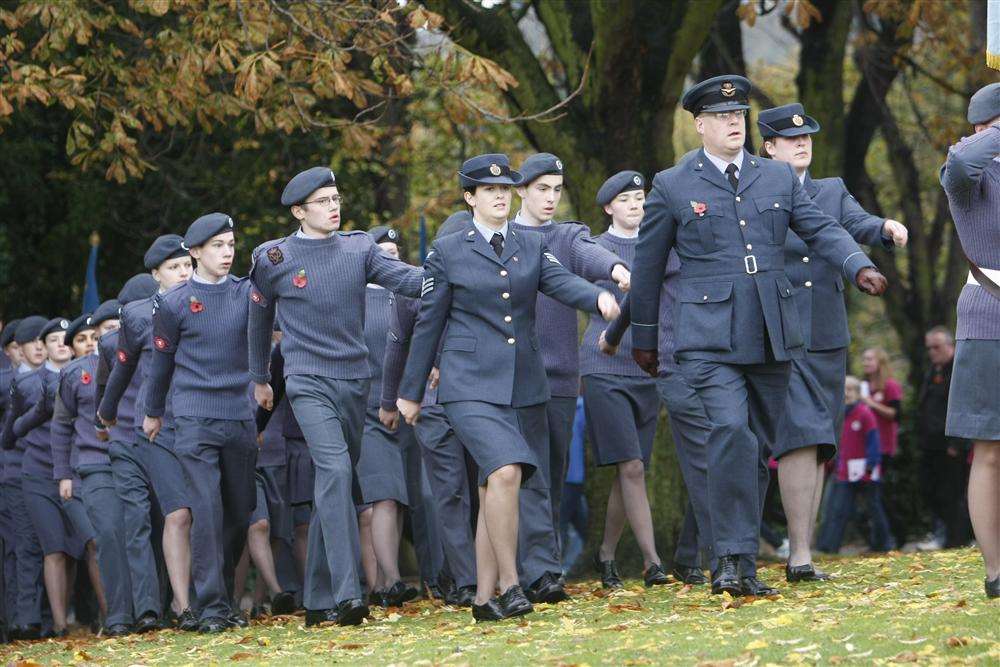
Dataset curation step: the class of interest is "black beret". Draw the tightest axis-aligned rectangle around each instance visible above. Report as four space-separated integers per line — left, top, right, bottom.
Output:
596 171 645 206
458 153 522 188
1 319 22 348
39 316 71 341
757 102 820 138
183 213 234 249
968 82 1000 125
14 316 48 344
517 153 564 186
144 234 188 270
117 273 159 305
368 225 400 245
282 166 336 207
682 75 751 116
436 211 473 240
64 314 95 346
88 300 121 328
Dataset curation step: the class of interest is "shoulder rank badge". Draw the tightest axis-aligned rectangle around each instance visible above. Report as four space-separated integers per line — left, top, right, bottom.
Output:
267 246 284 265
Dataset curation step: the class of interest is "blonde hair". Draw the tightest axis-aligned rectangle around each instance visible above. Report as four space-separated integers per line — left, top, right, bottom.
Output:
863 347 893 392
844 375 861 391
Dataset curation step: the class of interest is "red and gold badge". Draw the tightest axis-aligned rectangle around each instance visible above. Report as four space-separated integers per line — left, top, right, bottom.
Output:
189 296 204 313
154 336 169 351
117 350 128 364
80 371 92 385
292 269 307 289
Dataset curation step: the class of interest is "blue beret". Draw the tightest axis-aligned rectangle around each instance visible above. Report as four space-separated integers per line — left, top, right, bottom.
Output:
64 314 95 346
14 316 48 344
758 103 820 138
458 153 522 188
968 83 1000 125
596 171 645 206
117 273 158 305
183 213 234 250
282 167 336 207
88 300 121 328
40 317 70 341
1 319 22 348
517 153 564 186
682 75 751 115
436 211 473 240
144 234 188 270
368 225 400 244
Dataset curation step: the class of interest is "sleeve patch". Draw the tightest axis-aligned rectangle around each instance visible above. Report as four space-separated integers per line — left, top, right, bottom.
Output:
250 289 267 307
116 350 128 364
153 336 170 351
420 277 435 297
544 252 562 265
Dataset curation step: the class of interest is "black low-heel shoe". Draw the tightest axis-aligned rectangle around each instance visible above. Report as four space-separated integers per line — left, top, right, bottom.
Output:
986 576 999 599
472 598 505 621
643 563 670 587
497 585 533 618
785 563 830 583
336 598 370 626
594 555 624 589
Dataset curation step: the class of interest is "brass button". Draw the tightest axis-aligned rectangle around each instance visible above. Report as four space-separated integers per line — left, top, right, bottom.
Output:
739 220 746 227
735 196 741 202
504 315 512 323
774 202 780 208
702 295 708 301
500 270 508 277
513 256 518 262
501 292 509 300
802 256 810 263
805 281 813 288
507 337 515 345
746 244 752 251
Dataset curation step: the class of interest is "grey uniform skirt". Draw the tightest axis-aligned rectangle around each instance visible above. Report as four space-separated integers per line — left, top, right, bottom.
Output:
773 347 846 461
582 374 660 467
356 407 409 506
947 339 1000 440
250 466 293 544
443 401 541 487
21 473 93 559
284 437 314 506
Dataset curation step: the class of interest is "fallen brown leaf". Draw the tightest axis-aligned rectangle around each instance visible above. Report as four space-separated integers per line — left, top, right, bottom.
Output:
230 651 256 661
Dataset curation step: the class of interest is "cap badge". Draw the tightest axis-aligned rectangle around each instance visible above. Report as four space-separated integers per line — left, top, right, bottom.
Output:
388 229 397 240
555 159 563 171
227 217 234 228
633 175 642 186
86 317 92 325
791 114 804 127
720 82 736 97
60 319 69 329
489 164 502 176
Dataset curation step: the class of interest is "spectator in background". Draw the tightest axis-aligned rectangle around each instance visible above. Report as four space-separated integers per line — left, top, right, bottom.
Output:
914 327 971 550
860 347 902 549
817 376 891 554
559 395 588 577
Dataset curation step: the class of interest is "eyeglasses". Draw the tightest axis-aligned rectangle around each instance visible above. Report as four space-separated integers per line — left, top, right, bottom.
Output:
705 110 747 122
302 195 344 208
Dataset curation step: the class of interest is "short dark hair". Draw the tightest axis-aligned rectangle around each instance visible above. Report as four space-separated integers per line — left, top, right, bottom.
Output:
926 325 954 345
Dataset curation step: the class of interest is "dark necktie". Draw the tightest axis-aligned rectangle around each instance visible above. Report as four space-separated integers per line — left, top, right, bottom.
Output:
725 163 739 191
490 232 504 257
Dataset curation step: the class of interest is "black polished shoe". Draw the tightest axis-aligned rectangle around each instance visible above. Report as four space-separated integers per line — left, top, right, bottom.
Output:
785 563 830 583
249 605 266 620
643 563 670 587
17 624 41 640
594 555 624 589
453 585 476 608
497 585 533 618
0 625 8 644
367 590 385 608
672 565 708 585
336 598 370 626
383 580 419 608
199 616 229 634
711 555 741 595
471 598 505 621
134 612 160 634
525 572 569 603
424 579 443 600
104 623 132 637
304 608 338 627
986 576 999 599
177 608 200 632
740 576 779 597
227 612 249 628
271 591 296 615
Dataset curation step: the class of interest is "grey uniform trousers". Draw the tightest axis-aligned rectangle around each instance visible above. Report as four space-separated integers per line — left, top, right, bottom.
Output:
544 396 577 560
0 480 19 624
77 465 133 626
10 477 45 629
402 429 444 584
174 417 257 622
677 359 789 574
412 405 476 589
285 375 368 610
516 403 562 587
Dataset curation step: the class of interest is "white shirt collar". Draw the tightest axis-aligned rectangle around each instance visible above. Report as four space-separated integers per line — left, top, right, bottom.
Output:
17 362 32 374
606 225 638 239
798 171 807 184
703 148 744 178
295 228 336 239
513 211 552 228
191 272 229 285
44 360 60 373
472 218 508 244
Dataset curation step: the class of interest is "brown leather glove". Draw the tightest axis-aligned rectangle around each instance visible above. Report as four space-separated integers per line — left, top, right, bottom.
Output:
632 348 659 378
855 267 888 296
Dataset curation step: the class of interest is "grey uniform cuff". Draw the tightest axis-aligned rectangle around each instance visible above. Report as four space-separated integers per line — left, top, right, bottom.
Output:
380 399 398 413
53 465 73 481
632 322 658 350
251 371 271 385
842 252 875 282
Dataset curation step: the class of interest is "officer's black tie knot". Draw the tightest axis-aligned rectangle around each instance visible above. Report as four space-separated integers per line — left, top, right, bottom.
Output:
490 232 504 257
725 163 739 191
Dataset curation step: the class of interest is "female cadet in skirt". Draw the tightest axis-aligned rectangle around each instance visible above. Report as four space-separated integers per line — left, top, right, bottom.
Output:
582 170 668 588
396 153 619 621
757 103 907 582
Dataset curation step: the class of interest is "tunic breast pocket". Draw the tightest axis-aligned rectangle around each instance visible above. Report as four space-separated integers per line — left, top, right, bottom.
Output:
675 281 734 353
678 211 720 254
755 195 792 245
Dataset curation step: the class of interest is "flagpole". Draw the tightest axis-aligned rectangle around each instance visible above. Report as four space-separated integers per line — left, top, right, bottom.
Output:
989 0 999 70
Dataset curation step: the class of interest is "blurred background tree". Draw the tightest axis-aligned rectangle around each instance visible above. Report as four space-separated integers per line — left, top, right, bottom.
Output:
2 0 994 568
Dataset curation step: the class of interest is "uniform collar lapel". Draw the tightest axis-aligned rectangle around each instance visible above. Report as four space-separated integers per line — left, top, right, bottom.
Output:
499 227 521 264
803 171 821 197
693 148 734 193
735 150 761 194
465 228 505 267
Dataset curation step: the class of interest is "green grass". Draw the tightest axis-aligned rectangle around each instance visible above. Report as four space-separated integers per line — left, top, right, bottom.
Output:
3 548 997 665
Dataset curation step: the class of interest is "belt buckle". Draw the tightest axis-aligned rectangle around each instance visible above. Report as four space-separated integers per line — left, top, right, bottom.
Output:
744 254 758 275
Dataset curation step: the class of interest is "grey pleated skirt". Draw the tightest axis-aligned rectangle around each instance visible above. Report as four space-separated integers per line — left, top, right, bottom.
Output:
22 473 91 559
947 339 1000 440
443 401 540 487
582 374 660 467
356 407 409 506
284 437 315 506
773 347 845 461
